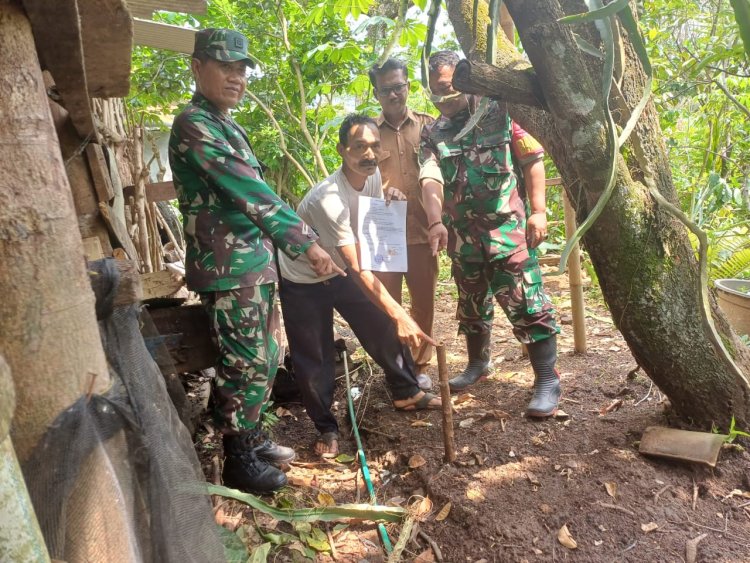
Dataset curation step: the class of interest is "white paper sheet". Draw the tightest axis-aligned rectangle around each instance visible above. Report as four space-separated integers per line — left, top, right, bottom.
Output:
357 196 408 272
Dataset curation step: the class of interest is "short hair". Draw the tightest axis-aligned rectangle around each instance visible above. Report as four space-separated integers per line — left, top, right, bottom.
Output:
368 58 409 88
338 113 378 146
428 51 460 73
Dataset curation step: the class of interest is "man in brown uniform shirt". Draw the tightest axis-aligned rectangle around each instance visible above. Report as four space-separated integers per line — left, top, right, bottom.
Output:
369 58 437 389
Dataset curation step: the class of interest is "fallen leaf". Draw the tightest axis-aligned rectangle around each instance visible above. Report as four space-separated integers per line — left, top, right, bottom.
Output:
459 418 475 428
412 496 433 520
335 453 355 463
411 420 433 428
508 449 516 458
604 482 618 499
275 406 296 419
554 410 570 420
532 548 543 555
598 525 607 532
554 464 562 471
435 501 452 521
317 492 335 506
414 549 436 563
490 409 511 419
409 454 427 469
594 540 603 546
454 393 475 405
527 472 541 487
539 504 553 514
557 524 578 549
386 496 406 506
725 489 750 500
641 522 658 533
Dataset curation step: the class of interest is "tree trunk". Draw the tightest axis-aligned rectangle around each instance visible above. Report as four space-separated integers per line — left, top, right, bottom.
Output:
445 0 750 428
0 0 111 460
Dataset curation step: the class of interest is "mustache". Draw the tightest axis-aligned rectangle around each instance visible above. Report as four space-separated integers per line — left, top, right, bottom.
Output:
359 159 378 167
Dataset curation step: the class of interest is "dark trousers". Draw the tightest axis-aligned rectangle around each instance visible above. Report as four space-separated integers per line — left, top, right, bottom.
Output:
279 274 420 435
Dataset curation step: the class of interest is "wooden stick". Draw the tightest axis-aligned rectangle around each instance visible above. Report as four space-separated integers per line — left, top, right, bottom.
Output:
436 344 456 463
154 204 185 262
562 190 587 353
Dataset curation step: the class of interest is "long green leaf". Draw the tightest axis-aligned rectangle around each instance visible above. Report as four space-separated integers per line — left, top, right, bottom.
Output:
616 7 653 146
453 97 490 141
730 0 750 59
208 484 406 523
558 0 629 24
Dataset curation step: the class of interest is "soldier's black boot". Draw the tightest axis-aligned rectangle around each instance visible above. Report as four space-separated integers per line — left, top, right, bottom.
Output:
222 434 288 493
449 332 492 393
231 429 296 467
526 335 561 418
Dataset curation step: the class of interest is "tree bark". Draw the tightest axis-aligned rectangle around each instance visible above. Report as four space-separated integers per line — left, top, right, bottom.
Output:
0 0 111 460
445 0 750 428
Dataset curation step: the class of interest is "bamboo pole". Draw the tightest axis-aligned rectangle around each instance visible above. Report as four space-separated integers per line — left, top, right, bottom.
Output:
132 127 152 272
436 344 456 463
154 204 186 262
562 191 587 353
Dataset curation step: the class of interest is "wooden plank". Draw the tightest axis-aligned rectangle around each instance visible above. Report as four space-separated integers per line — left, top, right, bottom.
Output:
149 304 218 373
85 143 115 203
133 19 196 54
82 237 104 261
98 201 139 262
22 0 97 139
78 0 133 98
140 270 185 300
123 181 177 203
127 0 207 17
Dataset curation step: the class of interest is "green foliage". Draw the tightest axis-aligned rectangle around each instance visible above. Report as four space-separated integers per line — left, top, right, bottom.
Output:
641 0 750 279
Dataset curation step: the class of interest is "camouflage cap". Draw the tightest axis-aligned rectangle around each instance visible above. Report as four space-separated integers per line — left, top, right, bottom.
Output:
193 28 255 66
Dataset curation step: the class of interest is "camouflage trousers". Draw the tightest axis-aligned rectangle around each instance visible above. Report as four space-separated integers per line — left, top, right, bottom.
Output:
451 247 559 344
201 284 280 434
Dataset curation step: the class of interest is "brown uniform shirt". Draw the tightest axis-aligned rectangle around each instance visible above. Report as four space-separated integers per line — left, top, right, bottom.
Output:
377 109 435 245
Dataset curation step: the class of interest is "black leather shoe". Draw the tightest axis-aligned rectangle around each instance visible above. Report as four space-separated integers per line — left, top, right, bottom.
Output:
222 449 287 494
224 431 296 466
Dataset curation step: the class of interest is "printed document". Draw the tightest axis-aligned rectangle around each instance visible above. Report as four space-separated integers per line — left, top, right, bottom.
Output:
357 196 407 272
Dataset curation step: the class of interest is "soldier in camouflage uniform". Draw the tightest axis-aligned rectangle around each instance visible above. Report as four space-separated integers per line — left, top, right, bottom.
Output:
419 51 561 417
169 28 343 493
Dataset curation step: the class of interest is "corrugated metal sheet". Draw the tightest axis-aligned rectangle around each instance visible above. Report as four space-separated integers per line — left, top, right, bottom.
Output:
133 18 196 54
127 0 206 18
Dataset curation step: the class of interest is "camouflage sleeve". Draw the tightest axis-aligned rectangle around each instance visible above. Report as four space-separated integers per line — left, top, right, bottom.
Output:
177 114 317 259
510 121 545 167
418 122 444 184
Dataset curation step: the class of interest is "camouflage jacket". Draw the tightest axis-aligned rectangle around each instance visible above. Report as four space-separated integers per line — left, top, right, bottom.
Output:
419 99 544 263
169 93 317 292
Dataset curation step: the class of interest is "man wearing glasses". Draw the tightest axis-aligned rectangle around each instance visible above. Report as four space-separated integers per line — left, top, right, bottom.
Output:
419 51 562 418
368 59 437 391
169 28 343 493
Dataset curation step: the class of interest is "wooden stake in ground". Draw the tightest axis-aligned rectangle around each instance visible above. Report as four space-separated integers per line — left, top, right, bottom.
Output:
562 189 587 353
436 344 456 463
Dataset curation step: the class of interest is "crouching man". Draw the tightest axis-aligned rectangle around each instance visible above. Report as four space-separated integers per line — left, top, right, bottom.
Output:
278 114 441 457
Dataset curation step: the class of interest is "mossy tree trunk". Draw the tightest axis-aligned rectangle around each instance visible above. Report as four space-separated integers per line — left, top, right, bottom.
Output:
445 0 750 428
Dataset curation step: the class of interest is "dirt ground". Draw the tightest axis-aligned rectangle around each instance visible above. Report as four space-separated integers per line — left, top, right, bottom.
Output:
196 267 750 562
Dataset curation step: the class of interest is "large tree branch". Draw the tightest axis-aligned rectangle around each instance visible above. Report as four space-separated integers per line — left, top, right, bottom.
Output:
452 59 548 109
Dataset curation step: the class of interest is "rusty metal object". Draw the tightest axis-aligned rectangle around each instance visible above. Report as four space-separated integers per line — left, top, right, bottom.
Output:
639 426 727 467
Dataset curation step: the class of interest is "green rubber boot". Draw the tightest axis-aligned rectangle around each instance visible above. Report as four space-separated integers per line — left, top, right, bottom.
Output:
448 332 492 393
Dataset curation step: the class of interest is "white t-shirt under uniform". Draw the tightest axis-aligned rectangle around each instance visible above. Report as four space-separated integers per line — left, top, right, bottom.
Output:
278 167 383 284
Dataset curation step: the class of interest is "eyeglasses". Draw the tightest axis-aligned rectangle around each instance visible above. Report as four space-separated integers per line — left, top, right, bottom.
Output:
376 83 408 96
215 61 253 79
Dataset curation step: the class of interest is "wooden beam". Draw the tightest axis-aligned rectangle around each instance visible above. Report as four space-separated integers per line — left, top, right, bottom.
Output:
22 0 96 139
85 143 115 203
127 0 207 18
149 305 218 373
140 270 184 301
133 18 196 54
123 180 177 203
79 0 133 98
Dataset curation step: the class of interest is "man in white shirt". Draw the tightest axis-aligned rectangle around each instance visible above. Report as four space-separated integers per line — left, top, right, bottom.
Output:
278 114 440 457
